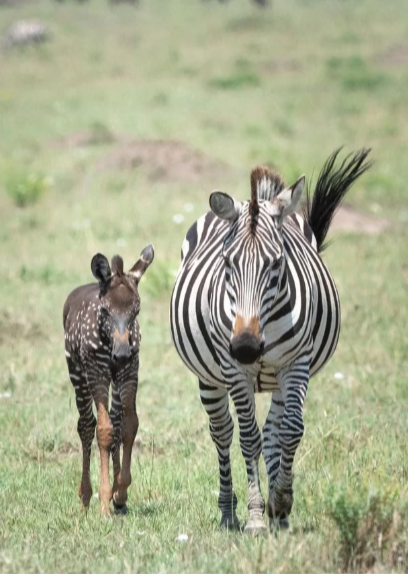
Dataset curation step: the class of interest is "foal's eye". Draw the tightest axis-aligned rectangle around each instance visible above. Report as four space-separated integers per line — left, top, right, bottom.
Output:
100 307 109 319
129 309 139 324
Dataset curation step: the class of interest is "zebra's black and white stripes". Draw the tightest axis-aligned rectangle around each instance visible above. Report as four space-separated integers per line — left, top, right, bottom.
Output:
170 150 371 533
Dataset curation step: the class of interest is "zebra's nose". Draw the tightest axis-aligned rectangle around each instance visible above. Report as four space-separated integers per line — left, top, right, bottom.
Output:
229 332 264 365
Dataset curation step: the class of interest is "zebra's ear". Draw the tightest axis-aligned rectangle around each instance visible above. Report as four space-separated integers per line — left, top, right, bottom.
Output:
91 253 112 285
210 192 240 222
271 175 305 222
128 244 155 283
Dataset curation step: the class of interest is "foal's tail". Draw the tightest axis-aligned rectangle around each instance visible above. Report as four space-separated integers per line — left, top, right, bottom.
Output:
303 148 373 253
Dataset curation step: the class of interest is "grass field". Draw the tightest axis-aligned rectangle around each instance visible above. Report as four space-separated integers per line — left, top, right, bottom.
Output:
0 0 408 572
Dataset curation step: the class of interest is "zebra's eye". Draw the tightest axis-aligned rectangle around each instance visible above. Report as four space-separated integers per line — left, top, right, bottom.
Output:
271 258 282 272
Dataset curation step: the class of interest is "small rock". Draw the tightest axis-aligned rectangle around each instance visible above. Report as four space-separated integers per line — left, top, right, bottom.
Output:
1 20 50 50
172 214 185 224
184 203 194 213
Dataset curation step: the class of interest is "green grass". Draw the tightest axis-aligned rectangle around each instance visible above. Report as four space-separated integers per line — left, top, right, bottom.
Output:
0 0 408 572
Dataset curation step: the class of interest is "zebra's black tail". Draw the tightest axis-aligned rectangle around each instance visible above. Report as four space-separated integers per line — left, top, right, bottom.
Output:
303 148 373 253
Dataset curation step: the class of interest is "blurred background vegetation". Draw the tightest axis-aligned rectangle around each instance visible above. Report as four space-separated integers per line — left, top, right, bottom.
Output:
0 1 407 573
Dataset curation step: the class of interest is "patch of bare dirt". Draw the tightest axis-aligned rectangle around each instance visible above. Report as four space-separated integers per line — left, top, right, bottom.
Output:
0 309 44 344
52 131 389 235
374 44 408 68
52 127 115 149
56 442 80 455
331 204 389 235
97 138 234 183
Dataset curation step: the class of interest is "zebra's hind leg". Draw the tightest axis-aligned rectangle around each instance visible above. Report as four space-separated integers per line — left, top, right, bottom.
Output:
70 362 96 509
267 362 309 527
199 380 240 531
262 391 289 531
230 382 266 536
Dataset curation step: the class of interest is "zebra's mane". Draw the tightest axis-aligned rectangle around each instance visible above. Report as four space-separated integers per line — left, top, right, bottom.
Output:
248 166 285 233
250 166 285 202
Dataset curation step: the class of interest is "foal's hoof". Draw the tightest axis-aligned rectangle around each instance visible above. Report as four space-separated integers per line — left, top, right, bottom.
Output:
244 517 267 537
269 516 290 532
113 499 128 516
220 515 241 531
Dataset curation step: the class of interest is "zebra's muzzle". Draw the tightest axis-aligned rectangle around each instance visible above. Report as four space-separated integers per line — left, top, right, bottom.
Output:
229 331 264 365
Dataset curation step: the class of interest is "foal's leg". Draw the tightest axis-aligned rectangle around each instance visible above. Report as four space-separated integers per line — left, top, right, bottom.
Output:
199 379 240 530
88 375 114 515
68 360 96 508
112 373 138 512
110 382 123 506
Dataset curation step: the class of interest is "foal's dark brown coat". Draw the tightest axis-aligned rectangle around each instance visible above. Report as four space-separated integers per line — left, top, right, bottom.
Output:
63 245 154 514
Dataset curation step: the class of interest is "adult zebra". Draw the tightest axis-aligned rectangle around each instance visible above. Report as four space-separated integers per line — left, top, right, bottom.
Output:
170 149 371 534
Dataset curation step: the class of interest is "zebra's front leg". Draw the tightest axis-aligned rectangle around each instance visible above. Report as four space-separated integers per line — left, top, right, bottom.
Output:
262 391 288 529
229 381 266 536
199 380 240 530
267 362 309 527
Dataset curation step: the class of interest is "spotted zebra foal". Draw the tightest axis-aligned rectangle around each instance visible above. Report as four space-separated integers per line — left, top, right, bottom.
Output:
63 245 154 515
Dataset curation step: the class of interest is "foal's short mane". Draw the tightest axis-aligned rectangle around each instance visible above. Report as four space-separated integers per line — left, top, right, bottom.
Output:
249 166 286 232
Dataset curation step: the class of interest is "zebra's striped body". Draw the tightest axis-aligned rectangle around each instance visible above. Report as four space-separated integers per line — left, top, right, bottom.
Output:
170 150 371 532
172 210 337 390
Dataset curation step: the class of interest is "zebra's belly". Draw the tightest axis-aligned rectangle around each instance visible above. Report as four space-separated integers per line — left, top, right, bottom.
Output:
171 323 225 387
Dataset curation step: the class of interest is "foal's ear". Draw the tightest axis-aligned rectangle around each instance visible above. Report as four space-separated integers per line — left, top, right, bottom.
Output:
270 175 305 224
128 244 155 283
210 192 241 223
91 253 112 285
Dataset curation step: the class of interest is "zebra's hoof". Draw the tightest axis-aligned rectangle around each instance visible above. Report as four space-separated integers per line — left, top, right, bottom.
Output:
220 515 241 531
113 499 128 516
244 518 267 537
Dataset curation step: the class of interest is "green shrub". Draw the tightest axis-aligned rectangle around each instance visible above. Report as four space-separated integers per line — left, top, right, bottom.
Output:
326 484 403 571
325 56 387 92
208 70 261 90
142 261 174 299
5 167 51 208
87 120 115 145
